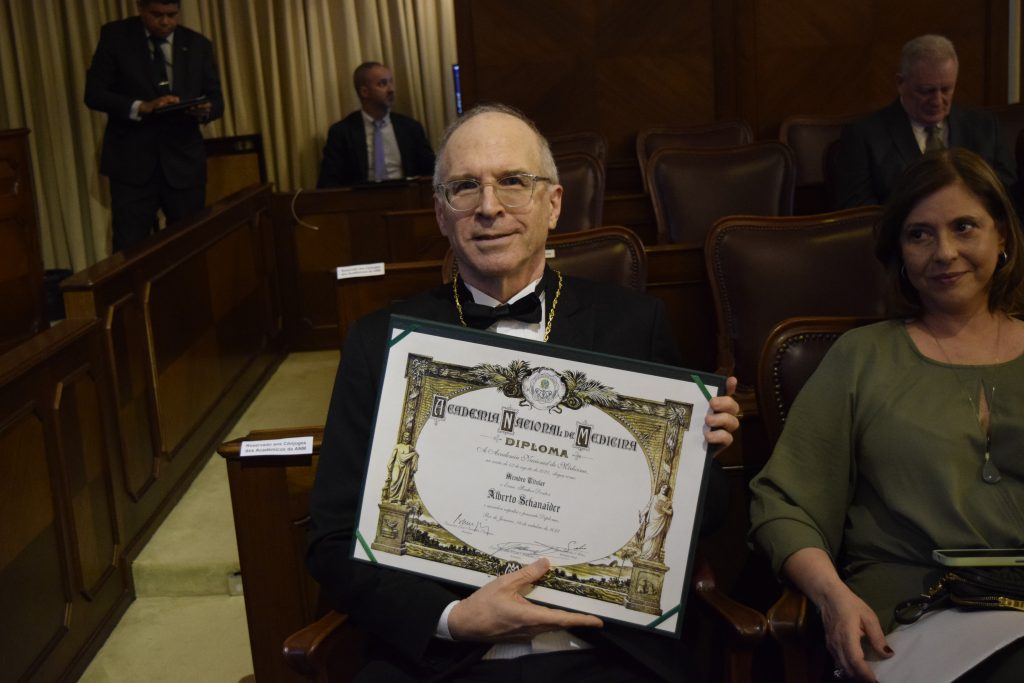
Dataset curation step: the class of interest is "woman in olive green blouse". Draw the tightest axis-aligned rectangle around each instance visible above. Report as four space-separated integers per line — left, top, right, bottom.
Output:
750 148 1024 682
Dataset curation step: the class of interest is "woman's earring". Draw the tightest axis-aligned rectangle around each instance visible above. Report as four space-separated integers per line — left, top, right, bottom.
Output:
998 250 1008 267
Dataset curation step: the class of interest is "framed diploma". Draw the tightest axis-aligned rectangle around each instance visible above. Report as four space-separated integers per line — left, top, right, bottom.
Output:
351 315 724 635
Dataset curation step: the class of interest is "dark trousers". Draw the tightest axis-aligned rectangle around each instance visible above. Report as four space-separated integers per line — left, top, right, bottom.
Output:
356 648 666 683
110 166 205 252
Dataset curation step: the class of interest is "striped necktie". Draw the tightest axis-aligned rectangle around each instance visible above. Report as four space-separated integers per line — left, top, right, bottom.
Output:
924 125 945 152
373 119 387 181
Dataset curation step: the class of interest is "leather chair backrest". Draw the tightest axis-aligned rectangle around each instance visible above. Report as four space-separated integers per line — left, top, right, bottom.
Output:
636 121 753 193
648 142 796 244
443 225 647 291
757 316 877 446
549 131 607 164
705 206 889 391
553 151 605 232
778 115 858 187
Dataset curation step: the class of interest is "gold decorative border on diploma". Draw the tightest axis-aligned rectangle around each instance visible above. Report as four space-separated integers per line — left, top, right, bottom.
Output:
370 354 694 616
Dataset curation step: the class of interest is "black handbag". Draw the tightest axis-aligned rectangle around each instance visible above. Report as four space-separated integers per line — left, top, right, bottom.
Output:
894 567 1024 625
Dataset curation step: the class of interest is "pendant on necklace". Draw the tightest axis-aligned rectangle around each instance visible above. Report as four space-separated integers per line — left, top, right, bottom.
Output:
982 453 1002 484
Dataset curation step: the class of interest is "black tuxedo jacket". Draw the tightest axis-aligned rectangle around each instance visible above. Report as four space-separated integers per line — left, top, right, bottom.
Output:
317 110 436 187
308 275 726 682
833 100 1016 208
85 16 224 189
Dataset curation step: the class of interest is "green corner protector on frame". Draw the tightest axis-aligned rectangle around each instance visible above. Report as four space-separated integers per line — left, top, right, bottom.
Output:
355 529 377 563
646 603 681 628
388 325 419 347
690 374 712 401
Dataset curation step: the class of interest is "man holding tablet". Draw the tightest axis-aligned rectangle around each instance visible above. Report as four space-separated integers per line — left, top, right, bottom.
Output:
85 0 224 252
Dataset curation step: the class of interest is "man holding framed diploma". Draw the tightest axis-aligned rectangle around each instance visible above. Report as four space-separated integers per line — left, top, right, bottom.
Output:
308 104 740 682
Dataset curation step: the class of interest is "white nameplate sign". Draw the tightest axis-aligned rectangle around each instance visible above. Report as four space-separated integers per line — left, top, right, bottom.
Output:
336 263 386 280
239 436 314 457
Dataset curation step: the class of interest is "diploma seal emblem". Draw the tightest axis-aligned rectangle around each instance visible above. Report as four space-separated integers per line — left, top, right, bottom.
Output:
521 368 566 411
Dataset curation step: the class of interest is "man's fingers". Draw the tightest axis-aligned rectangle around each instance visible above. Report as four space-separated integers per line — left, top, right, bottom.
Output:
504 558 550 589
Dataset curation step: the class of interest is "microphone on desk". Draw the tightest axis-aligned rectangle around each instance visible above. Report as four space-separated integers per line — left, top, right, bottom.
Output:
290 188 320 231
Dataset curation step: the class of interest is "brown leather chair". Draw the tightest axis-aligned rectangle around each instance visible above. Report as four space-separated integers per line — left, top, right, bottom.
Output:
549 130 607 164
443 225 647 291
755 316 877 683
703 206 888 419
779 115 859 214
647 142 796 245
636 121 754 193
553 151 606 232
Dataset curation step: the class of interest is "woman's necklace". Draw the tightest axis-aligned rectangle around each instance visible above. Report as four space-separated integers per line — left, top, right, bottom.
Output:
921 316 1003 484
452 269 563 342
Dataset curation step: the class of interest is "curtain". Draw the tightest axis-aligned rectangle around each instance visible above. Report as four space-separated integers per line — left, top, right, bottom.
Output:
0 0 457 271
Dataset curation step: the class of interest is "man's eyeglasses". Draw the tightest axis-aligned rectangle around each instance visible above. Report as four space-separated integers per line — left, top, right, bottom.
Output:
435 173 552 212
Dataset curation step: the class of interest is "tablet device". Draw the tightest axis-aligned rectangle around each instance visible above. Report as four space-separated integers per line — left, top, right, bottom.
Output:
152 95 210 115
932 548 1024 567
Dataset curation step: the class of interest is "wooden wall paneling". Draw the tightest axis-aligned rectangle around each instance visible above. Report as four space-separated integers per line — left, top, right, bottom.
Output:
602 193 657 245
457 1 1012 158
272 182 433 350
453 0 717 166
0 320 132 682
0 129 46 354
382 208 450 261
61 185 281 560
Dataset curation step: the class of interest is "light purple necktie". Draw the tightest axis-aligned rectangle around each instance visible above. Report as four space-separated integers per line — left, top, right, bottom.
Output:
373 119 386 181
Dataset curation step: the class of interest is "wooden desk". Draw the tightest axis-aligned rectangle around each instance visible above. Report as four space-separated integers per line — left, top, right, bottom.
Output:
272 181 435 350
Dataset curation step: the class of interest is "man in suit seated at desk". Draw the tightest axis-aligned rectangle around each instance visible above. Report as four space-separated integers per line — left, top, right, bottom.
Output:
307 103 740 682
833 34 1016 208
317 61 436 188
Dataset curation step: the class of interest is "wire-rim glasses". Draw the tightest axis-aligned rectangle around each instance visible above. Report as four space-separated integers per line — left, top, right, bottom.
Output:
436 173 552 212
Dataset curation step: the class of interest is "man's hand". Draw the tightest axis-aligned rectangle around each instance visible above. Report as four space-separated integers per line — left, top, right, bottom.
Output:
185 100 213 121
447 558 603 642
705 376 739 447
139 95 180 114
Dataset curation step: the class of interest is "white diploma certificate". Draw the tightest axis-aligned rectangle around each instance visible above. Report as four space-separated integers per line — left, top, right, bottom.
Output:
351 316 723 635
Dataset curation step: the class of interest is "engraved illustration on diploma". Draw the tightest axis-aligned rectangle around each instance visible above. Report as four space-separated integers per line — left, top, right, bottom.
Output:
368 354 694 616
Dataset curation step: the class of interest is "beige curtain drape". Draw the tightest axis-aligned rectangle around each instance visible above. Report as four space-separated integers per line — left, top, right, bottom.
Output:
0 0 458 271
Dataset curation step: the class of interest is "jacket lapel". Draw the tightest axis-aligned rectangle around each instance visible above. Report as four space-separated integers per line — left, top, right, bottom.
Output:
545 278 592 349
885 100 922 166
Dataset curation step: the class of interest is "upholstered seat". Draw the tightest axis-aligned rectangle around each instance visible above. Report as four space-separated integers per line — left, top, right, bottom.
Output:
779 114 859 214
648 142 796 244
553 151 606 232
636 121 753 193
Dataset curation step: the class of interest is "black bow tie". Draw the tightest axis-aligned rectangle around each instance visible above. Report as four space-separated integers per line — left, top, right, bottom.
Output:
461 292 542 329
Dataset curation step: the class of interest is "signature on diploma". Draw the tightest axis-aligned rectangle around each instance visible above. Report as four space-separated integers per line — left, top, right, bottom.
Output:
450 513 493 536
492 540 588 558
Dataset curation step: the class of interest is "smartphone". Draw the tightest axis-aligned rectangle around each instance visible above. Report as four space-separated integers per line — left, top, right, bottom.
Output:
932 548 1024 566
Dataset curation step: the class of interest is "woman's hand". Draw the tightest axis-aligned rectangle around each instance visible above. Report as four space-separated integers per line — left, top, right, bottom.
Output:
782 548 893 682
818 580 892 681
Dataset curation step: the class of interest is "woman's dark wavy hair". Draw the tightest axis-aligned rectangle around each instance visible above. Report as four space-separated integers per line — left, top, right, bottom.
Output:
874 147 1024 315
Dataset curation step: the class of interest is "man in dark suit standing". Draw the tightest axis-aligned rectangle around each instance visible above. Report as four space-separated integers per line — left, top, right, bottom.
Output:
85 0 224 252
317 62 436 187
308 103 739 682
833 34 1015 208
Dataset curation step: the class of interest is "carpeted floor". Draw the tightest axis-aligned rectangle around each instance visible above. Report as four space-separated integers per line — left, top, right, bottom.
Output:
79 350 339 683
